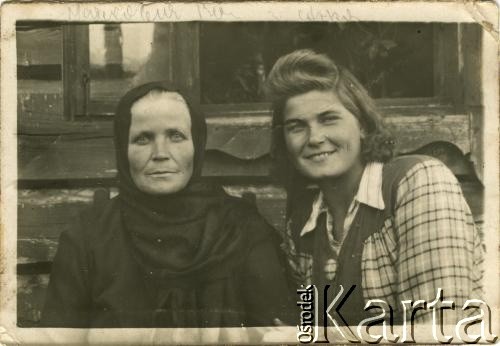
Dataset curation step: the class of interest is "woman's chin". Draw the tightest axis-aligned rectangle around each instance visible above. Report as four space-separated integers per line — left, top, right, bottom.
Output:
133 175 191 195
299 168 345 181
138 182 188 195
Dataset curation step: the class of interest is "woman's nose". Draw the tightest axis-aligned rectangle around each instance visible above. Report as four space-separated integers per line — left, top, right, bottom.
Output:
308 124 326 146
152 138 170 160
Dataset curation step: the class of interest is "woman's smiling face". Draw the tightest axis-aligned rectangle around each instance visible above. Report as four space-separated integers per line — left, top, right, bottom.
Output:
128 92 194 195
283 89 365 181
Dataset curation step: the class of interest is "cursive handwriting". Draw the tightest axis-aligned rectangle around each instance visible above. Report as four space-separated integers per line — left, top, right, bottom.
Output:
67 2 239 21
298 6 358 22
196 3 239 20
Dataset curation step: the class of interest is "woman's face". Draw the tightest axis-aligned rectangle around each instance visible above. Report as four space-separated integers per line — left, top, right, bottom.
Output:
282 89 364 180
128 92 194 195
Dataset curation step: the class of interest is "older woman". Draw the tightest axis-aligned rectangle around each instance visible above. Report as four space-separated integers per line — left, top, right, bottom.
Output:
265 49 483 326
42 81 292 329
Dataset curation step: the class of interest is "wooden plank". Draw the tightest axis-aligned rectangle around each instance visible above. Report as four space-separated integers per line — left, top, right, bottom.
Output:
388 114 470 154
17 103 457 135
20 136 117 180
17 27 62 66
461 23 483 182
18 190 93 239
17 189 96 263
18 239 59 265
62 24 90 120
18 113 473 181
203 152 270 177
433 23 460 106
17 274 50 327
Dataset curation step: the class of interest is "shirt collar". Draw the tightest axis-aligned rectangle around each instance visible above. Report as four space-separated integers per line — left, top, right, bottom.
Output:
299 161 385 237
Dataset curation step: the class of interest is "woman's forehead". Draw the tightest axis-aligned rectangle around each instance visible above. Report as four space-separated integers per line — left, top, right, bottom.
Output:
129 93 192 130
132 91 187 109
283 89 345 120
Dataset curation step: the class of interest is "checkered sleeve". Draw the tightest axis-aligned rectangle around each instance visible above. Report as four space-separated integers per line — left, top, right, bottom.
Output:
394 159 483 323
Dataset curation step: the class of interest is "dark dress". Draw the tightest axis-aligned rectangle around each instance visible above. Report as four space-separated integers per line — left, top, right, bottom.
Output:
41 195 294 328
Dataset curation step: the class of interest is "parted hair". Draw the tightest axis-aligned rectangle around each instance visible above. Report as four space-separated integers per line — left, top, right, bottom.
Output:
265 49 395 188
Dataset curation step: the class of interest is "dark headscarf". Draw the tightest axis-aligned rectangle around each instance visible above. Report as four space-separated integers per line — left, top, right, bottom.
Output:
114 81 207 213
113 82 250 325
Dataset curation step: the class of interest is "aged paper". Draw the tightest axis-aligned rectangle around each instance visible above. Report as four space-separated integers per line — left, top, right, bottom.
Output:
1 1 498 344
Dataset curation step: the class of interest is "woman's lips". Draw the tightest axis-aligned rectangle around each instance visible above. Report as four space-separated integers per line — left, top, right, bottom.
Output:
147 170 178 177
305 150 336 162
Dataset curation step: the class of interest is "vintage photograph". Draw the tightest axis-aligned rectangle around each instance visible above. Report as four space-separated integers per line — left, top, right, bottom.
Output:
1 1 498 344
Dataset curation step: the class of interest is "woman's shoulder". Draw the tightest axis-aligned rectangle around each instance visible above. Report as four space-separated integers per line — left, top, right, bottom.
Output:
384 154 443 177
385 154 457 183
383 154 456 188
382 155 463 211
381 155 459 211
64 196 122 246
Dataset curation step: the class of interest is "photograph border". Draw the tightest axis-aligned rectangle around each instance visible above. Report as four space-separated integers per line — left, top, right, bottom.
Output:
1 1 498 344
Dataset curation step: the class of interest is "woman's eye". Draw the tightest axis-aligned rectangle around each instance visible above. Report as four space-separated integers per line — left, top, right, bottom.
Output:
170 131 187 142
285 123 307 134
321 115 339 124
133 135 150 145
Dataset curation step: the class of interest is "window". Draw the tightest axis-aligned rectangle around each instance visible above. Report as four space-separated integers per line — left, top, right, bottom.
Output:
16 21 483 182
200 22 434 104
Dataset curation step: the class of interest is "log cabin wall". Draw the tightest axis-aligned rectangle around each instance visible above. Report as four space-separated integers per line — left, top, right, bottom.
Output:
17 22 484 326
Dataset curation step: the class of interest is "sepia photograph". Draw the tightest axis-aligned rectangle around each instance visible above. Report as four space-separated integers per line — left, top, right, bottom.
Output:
1 1 498 344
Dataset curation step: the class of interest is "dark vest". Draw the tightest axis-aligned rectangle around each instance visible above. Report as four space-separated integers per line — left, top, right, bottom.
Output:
288 155 431 326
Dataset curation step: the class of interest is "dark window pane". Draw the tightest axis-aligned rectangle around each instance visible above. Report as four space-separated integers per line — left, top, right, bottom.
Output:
200 22 434 104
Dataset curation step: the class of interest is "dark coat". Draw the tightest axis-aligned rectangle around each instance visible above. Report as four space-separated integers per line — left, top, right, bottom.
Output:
41 196 295 328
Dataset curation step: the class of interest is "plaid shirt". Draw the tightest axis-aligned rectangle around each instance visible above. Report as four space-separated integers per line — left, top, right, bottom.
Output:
282 159 484 322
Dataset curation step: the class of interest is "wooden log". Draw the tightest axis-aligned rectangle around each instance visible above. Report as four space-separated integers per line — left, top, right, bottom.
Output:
18 189 96 263
18 112 474 181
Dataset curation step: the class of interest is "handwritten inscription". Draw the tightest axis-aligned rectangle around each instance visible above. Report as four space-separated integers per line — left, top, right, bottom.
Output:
67 3 238 21
298 5 357 21
196 3 238 20
66 3 357 22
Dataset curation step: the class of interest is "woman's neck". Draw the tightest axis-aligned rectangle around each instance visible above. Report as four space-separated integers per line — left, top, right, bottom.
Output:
318 161 365 214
